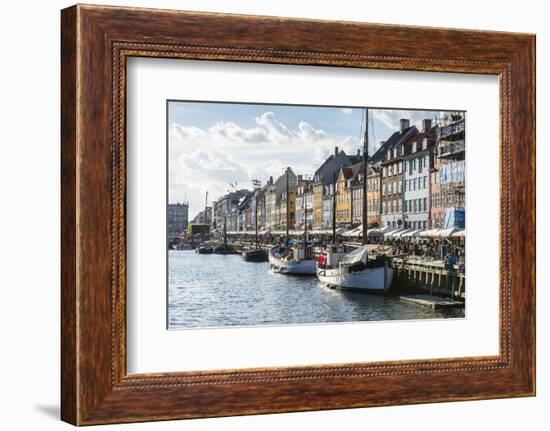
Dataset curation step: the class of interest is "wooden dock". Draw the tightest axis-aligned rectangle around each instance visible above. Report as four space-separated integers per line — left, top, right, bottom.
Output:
400 294 464 310
392 256 465 300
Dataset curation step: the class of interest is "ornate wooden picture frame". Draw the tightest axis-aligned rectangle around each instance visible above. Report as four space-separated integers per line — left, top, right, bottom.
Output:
61 4 535 425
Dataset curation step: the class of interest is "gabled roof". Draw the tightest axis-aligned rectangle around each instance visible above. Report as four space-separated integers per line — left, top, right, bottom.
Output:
349 162 378 186
369 126 415 163
402 128 431 147
400 127 437 158
314 149 359 186
274 168 295 187
350 161 363 177
313 153 336 177
348 154 363 164
337 166 354 182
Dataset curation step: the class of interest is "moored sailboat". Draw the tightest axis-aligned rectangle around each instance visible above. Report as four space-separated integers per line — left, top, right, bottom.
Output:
214 215 239 254
242 193 268 262
269 168 316 275
315 108 394 292
268 241 316 274
316 244 393 292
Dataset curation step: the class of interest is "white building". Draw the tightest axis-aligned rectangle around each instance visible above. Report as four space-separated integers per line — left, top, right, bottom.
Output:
402 119 436 230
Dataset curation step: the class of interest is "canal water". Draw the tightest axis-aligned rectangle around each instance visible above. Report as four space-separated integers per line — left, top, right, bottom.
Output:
168 250 464 329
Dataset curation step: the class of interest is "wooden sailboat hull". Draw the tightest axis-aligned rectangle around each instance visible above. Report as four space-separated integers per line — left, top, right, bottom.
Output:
269 247 316 275
316 264 393 292
242 249 268 262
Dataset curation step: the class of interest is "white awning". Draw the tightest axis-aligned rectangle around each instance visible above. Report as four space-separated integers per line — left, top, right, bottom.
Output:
341 226 362 237
402 229 422 237
394 229 413 238
419 228 441 238
452 229 465 238
419 228 460 238
366 228 383 237
384 228 407 238
437 227 459 237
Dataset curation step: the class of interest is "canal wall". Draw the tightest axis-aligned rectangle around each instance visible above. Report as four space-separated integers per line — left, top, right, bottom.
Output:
226 239 465 301
391 258 465 300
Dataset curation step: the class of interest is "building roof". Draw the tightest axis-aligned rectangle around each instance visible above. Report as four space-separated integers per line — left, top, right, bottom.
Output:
313 149 362 186
339 166 355 180
399 126 437 159
369 126 415 163
350 161 363 177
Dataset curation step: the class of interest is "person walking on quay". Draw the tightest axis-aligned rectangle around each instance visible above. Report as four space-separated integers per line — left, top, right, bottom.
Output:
444 251 457 270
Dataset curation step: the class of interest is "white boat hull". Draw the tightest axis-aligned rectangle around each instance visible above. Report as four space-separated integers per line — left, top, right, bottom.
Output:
269 249 316 275
316 264 394 292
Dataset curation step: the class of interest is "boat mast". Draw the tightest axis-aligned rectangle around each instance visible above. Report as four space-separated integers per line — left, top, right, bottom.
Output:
286 168 290 239
255 195 258 247
223 215 227 247
304 192 308 243
204 191 208 224
332 172 337 241
362 109 369 246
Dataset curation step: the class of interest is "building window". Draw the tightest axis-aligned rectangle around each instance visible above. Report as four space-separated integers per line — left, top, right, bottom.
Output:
418 156 423 173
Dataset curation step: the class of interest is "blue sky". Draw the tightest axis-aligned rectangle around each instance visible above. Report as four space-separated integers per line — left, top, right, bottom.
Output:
169 102 368 142
168 101 441 218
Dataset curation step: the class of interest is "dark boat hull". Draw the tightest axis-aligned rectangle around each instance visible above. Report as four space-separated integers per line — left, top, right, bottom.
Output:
196 247 213 254
242 249 268 262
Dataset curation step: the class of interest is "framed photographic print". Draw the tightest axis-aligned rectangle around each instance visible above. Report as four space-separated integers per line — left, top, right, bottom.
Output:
61 4 536 425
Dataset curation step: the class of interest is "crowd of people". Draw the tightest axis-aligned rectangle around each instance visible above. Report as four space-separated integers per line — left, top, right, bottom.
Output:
382 237 465 272
222 232 465 273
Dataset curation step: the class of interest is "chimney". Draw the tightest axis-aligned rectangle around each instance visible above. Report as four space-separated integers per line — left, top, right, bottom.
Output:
400 119 410 133
357 149 361 156
334 146 339 157
422 119 432 132
269 176 273 185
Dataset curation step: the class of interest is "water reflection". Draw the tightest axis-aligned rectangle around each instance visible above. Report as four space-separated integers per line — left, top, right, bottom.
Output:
168 250 463 329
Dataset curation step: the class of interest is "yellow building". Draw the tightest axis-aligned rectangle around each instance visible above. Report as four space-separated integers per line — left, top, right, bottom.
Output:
367 168 381 228
279 186 297 230
335 167 354 226
312 182 324 229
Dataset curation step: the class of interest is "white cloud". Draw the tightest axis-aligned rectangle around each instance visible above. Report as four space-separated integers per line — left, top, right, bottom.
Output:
372 109 440 132
169 112 361 217
341 108 353 115
210 121 267 143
